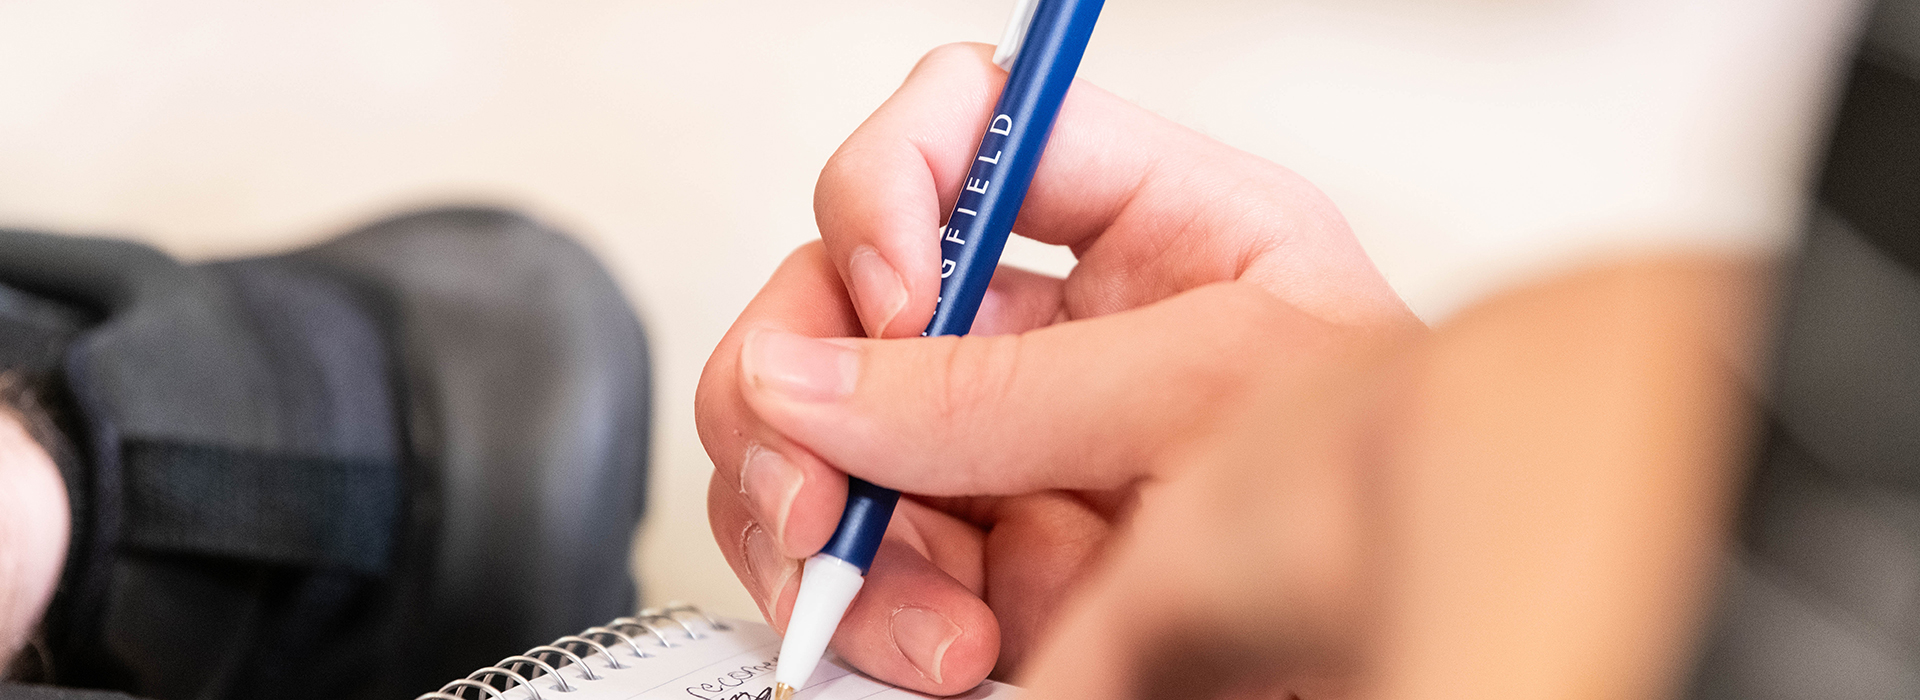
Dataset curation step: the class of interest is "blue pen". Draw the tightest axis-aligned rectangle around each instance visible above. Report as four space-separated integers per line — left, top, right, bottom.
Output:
771 0 1104 695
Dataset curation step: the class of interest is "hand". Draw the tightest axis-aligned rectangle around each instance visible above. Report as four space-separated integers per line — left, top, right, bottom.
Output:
1012 259 1763 700
698 42 1416 693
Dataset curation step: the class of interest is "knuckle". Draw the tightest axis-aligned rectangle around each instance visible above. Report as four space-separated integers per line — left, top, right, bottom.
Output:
693 349 736 442
814 149 863 211
913 42 992 76
921 334 1024 488
948 334 1025 421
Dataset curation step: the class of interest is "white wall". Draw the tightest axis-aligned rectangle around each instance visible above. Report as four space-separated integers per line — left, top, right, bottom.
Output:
0 0 1863 621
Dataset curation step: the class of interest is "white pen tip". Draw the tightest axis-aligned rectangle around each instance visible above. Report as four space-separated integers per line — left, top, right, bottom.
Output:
772 555 867 692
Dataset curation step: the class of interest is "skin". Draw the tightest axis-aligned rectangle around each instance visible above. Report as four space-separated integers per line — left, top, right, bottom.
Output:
0 408 71 671
698 41 1417 694
699 42 1768 698
1018 258 1763 700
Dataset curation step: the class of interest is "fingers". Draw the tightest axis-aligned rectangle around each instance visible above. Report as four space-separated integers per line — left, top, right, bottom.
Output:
828 534 1000 694
815 43 1412 337
711 474 1117 687
737 281 1341 496
699 243 1067 558
697 243 863 558
710 467 1002 694
814 43 999 338
709 469 802 623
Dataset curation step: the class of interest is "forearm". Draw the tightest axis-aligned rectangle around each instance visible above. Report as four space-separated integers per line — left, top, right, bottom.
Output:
1364 256 1771 699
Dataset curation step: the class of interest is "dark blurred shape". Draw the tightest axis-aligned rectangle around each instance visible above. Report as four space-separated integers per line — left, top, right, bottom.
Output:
1686 1 1920 697
0 207 650 700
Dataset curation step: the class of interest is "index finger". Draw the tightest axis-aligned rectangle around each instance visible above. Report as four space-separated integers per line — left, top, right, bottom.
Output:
815 43 1410 340
698 242 1068 559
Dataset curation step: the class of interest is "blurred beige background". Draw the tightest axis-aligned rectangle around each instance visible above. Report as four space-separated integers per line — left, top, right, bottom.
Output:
0 0 1863 621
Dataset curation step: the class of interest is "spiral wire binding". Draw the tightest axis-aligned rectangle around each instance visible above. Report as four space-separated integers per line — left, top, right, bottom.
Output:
468 666 542 700
437 679 508 700
552 635 621 670
527 645 597 681
661 602 731 631
583 626 652 658
417 603 724 700
610 616 678 647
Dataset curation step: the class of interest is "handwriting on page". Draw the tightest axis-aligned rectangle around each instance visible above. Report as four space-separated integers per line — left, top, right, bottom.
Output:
690 687 771 700
684 658 778 700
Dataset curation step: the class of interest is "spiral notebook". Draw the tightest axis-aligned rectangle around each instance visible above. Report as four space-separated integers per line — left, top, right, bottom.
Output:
413 605 1018 700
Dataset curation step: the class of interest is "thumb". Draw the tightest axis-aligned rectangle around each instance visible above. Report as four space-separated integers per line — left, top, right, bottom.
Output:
735 281 1339 497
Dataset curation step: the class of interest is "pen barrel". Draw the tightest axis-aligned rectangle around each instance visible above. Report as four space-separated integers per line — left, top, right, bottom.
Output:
816 477 901 573
925 0 1104 338
816 0 1104 575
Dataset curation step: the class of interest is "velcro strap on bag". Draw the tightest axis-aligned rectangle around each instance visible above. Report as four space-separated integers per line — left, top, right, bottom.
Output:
121 440 401 574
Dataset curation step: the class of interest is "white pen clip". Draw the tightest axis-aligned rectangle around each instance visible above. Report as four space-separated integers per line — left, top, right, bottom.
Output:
991 0 1041 70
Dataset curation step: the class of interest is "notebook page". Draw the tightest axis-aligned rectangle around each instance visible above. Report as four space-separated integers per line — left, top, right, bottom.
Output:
482 619 1018 700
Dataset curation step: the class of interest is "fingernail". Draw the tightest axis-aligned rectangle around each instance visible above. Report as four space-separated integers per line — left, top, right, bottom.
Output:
742 523 798 615
848 246 907 337
890 606 961 685
740 445 803 544
742 330 859 402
